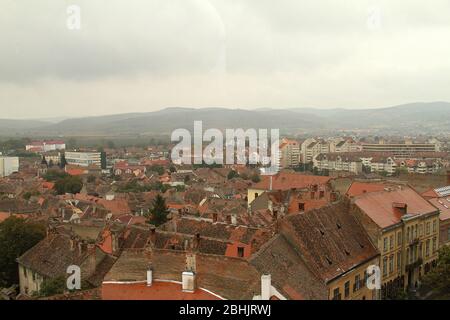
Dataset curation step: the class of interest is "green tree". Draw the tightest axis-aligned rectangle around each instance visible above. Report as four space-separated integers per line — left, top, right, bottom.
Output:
43 169 69 182
227 170 239 180
59 154 67 169
0 217 46 287
38 276 66 297
422 246 450 299
251 173 261 183
54 176 83 195
147 194 169 226
149 165 165 175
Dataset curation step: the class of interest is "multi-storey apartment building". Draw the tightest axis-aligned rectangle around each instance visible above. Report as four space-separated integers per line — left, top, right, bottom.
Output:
0 156 19 177
330 138 361 153
314 153 363 174
361 140 439 157
300 138 329 164
350 186 440 298
65 151 103 168
279 138 300 168
360 154 397 175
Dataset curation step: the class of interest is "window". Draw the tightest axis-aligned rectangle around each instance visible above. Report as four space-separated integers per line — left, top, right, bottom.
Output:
433 220 437 233
406 227 410 241
397 252 401 270
254 193 259 198
383 237 388 252
426 239 430 257
23 268 27 279
298 203 305 211
383 257 388 276
389 255 394 273
389 235 394 249
354 275 361 291
426 222 430 235
432 237 437 253
344 281 350 298
237 247 245 257
333 288 341 300
397 231 402 246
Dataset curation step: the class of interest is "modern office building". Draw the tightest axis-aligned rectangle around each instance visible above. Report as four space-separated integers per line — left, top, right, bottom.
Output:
65 151 104 168
0 156 19 177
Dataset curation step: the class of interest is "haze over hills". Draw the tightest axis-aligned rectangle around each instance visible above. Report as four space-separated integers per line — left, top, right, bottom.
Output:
1 102 450 137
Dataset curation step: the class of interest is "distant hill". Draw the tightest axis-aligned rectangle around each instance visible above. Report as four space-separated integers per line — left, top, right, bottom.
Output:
2 101 450 136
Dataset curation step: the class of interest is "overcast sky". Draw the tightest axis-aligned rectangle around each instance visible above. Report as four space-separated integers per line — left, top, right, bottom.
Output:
1 0 450 119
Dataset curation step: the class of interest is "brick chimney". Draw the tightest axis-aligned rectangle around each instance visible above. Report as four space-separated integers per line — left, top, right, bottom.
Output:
150 226 156 244
330 192 338 202
194 233 201 250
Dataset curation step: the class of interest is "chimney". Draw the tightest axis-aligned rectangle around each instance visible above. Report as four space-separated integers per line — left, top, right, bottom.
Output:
146 265 153 286
261 274 272 300
182 271 196 293
231 214 237 225
330 192 337 202
194 233 201 250
150 226 156 244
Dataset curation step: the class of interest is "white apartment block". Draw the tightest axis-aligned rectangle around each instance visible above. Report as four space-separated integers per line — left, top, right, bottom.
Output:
0 156 19 177
361 140 438 157
301 138 330 164
65 151 102 167
26 140 66 153
360 155 397 175
279 138 300 168
314 153 363 174
330 139 362 153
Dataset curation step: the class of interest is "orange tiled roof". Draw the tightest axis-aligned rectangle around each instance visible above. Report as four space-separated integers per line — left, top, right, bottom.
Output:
346 181 387 197
102 282 221 300
251 172 331 191
354 187 437 228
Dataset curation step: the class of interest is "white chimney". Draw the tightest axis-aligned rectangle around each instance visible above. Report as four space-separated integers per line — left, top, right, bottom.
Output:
182 271 196 292
146 267 153 286
231 214 237 225
261 274 271 300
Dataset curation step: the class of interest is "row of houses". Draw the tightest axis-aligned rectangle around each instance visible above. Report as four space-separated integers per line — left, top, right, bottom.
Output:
314 152 448 175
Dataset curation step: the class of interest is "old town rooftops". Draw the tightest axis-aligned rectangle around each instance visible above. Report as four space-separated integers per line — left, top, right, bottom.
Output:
280 201 379 283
